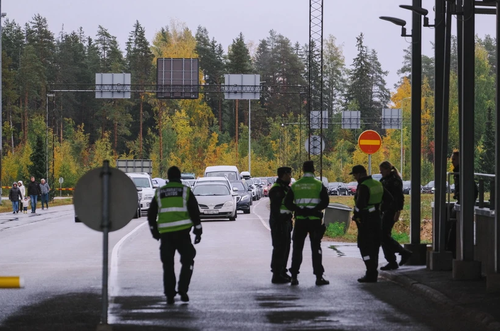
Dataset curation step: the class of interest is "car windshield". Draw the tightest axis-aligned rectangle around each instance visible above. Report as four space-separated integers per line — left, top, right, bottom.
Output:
131 177 151 188
403 181 411 186
206 172 238 181
425 181 435 187
193 185 230 196
231 183 245 191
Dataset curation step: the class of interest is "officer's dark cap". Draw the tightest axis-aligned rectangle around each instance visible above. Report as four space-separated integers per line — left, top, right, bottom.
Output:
349 165 367 175
167 166 181 180
277 167 292 177
303 161 315 173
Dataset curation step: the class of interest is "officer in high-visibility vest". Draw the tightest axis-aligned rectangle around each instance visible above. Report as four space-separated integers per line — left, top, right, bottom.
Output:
148 166 202 304
350 165 388 283
269 166 293 284
284 161 330 286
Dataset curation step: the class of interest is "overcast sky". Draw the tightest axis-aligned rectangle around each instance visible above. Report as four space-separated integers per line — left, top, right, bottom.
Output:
3 0 497 92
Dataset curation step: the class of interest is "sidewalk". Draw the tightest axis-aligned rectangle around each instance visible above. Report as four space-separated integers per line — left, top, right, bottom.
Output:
380 266 500 331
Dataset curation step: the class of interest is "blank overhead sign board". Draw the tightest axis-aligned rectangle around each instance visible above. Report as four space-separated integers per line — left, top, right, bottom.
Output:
157 58 199 99
224 74 261 100
95 73 131 99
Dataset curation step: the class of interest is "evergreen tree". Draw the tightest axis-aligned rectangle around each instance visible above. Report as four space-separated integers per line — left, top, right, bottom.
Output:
397 46 435 89
2 19 25 71
479 107 495 175
345 33 372 129
28 135 46 181
126 21 154 158
195 26 226 130
227 33 252 74
345 34 389 131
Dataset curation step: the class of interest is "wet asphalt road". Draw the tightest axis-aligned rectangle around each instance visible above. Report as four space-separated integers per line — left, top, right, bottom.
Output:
0 200 487 330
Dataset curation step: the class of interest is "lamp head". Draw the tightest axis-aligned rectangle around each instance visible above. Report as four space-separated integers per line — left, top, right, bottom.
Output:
379 16 407 27
399 5 429 16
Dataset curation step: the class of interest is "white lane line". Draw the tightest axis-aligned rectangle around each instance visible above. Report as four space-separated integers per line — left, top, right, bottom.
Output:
253 198 270 231
109 220 148 297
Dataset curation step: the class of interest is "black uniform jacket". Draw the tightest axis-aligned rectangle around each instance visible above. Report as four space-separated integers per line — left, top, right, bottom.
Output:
354 176 393 216
147 179 201 234
380 172 404 211
269 179 291 223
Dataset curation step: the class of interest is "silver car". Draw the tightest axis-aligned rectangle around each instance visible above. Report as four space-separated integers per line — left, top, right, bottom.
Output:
193 183 237 221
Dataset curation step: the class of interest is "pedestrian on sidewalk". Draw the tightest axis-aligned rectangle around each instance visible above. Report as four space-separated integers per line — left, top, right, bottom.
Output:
9 182 22 214
350 165 388 283
27 176 41 213
268 166 293 284
147 166 202 305
40 179 50 210
284 161 330 286
378 161 412 270
17 181 25 212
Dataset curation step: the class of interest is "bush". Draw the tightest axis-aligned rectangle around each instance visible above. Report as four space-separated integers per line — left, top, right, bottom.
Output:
325 222 346 237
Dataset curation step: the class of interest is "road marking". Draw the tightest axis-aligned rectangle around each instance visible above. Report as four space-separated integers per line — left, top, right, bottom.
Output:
109 220 148 298
253 198 270 231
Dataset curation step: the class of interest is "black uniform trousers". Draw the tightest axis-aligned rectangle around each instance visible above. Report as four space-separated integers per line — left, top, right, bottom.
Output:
160 228 196 298
381 209 405 263
270 216 292 275
357 211 382 278
290 218 326 277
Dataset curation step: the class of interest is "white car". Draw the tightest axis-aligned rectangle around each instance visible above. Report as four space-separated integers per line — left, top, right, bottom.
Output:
194 176 233 192
193 183 237 221
126 173 155 214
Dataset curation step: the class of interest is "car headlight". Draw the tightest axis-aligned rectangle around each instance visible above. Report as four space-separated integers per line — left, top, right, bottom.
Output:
223 200 234 207
241 195 249 201
137 192 142 201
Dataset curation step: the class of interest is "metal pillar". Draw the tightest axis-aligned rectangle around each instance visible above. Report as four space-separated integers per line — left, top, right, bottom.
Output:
459 0 475 263
0 0 3 205
410 0 422 245
433 0 446 254
495 0 500 275
452 0 481 280
308 0 324 175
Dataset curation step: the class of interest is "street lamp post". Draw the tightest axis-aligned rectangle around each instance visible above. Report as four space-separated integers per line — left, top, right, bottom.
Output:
46 94 55 181
380 0 426 265
0 4 6 204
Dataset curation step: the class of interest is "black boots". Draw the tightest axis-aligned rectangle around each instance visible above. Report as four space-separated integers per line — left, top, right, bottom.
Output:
315 276 330 286
380 262 399 270
272 274 291 284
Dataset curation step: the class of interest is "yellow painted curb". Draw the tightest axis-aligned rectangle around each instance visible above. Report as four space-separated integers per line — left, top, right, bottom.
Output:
0 276 24 288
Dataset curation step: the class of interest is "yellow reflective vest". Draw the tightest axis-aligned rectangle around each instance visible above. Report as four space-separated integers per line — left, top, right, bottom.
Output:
156 182 193 233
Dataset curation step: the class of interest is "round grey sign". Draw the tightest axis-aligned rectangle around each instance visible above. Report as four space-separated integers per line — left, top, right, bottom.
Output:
74 167 138 232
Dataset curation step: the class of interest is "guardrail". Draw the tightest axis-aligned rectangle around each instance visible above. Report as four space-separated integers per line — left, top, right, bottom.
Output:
446 172 495 210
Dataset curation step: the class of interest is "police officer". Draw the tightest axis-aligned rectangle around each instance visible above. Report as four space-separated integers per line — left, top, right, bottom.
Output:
379 161 412 270
350 165 388 283
284 161 330 286
269 166 293 284
148 166 202 304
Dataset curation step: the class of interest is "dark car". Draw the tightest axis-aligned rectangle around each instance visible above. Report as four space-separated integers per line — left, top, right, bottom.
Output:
328 182 346 195
422 181 434 194
231 181 251 214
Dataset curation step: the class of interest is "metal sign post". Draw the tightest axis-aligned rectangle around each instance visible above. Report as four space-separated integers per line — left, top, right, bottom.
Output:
74 161 138 330
100 161 110 326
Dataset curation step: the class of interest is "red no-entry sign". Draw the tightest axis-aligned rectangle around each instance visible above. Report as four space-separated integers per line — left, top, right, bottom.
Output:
358 130 382 154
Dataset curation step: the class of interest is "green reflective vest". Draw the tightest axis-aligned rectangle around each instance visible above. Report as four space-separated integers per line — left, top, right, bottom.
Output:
291 172 323 220
156 181 193 233
357 178 384 211
271 182 292 215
